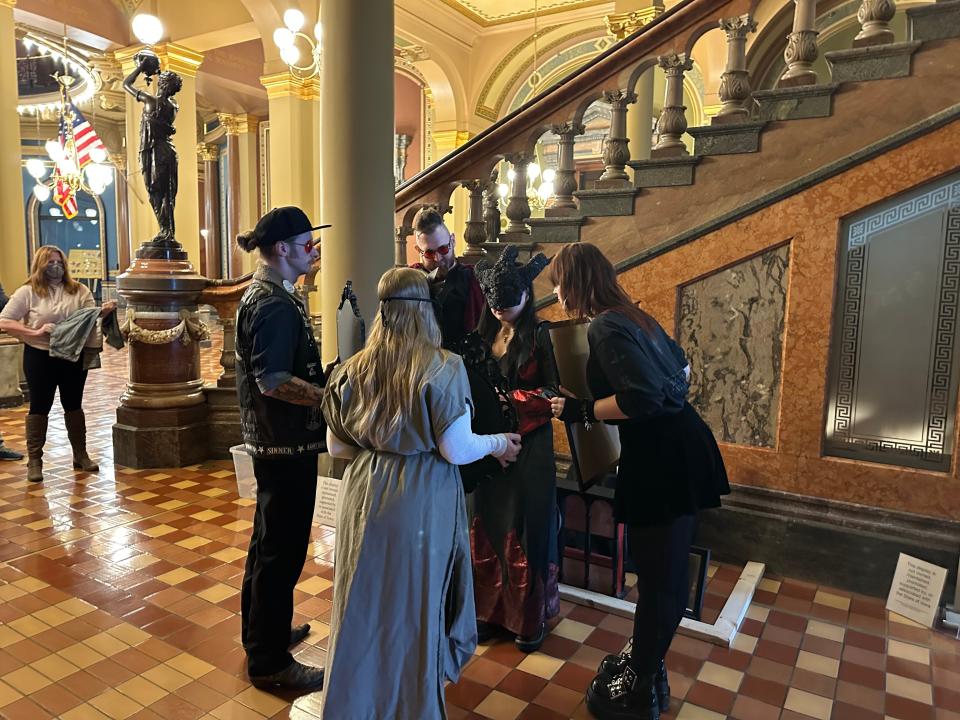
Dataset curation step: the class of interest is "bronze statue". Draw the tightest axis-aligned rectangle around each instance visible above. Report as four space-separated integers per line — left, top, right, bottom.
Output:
123 50 183 248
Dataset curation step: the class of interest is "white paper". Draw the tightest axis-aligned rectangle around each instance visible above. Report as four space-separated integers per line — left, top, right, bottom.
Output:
886 552 948 628
313 475 342 528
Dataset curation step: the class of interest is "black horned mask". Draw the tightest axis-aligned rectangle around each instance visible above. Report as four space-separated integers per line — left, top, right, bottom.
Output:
475 245 550 310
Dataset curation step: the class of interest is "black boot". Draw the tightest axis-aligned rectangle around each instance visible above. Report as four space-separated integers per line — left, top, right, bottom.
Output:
597 647 669 713
654 660 670 712
586 666 659 720
515 623 546 653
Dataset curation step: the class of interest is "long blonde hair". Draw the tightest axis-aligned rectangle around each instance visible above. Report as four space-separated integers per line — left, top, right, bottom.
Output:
343 267 447 446
26 246 81 298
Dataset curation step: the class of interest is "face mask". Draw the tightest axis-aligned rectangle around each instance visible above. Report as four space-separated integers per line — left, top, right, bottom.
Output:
45 264 65 280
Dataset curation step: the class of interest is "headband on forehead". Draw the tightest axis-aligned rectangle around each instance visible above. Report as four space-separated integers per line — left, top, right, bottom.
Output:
379 296 437 326
475 245 551 309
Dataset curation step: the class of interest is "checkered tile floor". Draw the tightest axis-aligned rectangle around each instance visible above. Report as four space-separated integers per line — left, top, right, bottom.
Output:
0 336 957 719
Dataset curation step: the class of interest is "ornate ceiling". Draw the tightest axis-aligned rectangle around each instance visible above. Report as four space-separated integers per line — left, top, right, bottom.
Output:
437 0 610 25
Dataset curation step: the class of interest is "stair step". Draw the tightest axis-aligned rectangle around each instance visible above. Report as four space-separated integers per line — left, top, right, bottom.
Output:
686 121 766 156
752 83 840 121
908 0 960 41
572 187 638 217
527 216 586 244
825 41 922 83
628 155 701 188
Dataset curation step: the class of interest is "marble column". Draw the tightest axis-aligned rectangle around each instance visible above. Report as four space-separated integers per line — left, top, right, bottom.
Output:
111 153 132 274
502 152 532 238
778 0 820 88
547 122 584 216
598 89 637 186
320 0 396 362
715 15 758 124
261 72 321 224
198 143 221 279
218 113 260 277
0 0 28 293
606 1 664 163
461 180 487 259
652 53 693 156
854 0 896 47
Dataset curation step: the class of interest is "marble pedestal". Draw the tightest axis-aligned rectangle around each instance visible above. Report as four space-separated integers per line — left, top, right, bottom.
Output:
0 337 23 408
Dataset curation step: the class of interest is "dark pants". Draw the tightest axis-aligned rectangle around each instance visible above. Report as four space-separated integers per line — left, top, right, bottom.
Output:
23 345 88 415
627 513 697 675
241 453 318 676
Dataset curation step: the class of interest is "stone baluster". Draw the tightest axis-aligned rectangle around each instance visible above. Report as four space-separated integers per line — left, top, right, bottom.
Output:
598 90 637 186
483 169 502 243
547 122 584 216
218 317 237 387
503 153 532 236
395 224 412 267
461 180 487 258
854 0 896 47
778 0 820 87
653 53 694 156
715 15 758 123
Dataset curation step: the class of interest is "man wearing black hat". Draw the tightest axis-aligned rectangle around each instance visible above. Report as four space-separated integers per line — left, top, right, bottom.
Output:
409 206 484 350
234 206 330 691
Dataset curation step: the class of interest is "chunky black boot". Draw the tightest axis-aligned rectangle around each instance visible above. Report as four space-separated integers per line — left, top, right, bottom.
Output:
586 666 659 720
597 646 670 713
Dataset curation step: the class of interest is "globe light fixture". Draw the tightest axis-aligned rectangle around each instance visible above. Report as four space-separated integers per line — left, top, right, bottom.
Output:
131 14 164 46
274 10 321 80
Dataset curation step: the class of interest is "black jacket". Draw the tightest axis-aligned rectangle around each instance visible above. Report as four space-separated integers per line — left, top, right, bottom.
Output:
235 266 325 458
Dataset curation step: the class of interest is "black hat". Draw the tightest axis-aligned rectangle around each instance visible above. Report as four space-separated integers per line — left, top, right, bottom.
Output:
252 206 330 248
475 245 550 310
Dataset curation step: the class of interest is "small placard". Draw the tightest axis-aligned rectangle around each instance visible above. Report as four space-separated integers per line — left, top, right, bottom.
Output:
886 553 948 628
313 475 342 528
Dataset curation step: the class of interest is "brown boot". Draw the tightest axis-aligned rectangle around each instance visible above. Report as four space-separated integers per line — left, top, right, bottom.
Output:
64 409 99 472
25 414 47 483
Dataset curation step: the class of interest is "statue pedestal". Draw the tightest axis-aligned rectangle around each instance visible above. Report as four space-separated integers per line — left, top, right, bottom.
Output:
112 251 210 468
0 335 23 408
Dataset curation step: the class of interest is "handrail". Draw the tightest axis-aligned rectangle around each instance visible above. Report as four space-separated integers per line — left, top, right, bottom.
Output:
395 0 752 216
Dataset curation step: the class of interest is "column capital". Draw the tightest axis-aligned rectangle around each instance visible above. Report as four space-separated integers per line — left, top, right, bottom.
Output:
110 152 127 171
218 113 259 135
604 3 664 40
115 43 204 77
602 89 638 107
720 14 758 37
260 71 320 100
551 121 585 137
657 52 694 75
197 143 219 162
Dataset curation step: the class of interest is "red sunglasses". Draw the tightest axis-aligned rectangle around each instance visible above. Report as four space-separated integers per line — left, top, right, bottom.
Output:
287 238 317 254
419 242 451 260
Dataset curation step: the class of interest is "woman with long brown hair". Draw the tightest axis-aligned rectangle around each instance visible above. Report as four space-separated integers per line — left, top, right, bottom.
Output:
547 242 729 720
0 246 115 482
320 267 521 719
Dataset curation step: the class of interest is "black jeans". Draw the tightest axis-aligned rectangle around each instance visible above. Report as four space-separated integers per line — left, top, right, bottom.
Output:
241 453 318 676
22 345 88 415
627 513 697 676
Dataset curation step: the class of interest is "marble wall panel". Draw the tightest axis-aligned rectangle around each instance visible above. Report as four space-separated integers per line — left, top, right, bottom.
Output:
678 245 790 448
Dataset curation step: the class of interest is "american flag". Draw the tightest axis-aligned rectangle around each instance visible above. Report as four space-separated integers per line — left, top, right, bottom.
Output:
52 97 105 220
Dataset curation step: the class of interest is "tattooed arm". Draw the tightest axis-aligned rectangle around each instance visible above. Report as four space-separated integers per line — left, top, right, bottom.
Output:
263 376 324 406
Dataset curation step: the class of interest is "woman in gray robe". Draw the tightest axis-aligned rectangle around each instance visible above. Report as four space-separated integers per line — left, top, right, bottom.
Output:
320 267 521 719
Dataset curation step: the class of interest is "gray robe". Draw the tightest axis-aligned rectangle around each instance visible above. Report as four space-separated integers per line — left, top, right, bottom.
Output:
320 354 478 720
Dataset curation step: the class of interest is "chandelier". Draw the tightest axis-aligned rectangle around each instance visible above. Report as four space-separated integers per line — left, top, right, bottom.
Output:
26 74 113 206
273 9 322 80
497 161 557 213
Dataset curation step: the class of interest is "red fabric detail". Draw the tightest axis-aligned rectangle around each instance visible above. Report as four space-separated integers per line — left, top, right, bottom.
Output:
509 348 554 436
470 518 560 637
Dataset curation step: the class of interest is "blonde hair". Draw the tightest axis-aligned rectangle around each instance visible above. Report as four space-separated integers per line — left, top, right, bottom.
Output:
26 246 81 298
342 267 447 447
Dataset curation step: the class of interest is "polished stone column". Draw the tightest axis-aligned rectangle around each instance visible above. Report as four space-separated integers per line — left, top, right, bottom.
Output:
598 90 637 186
320 0 396 361
198 143 221 279
112 153 132 273
218 113 260 277
854 0 896 47
502 152 532 238
653 53 693 156
778 0 820 87
715 15 758 124
461 180 487 258
483 170 502 242
394 224 412 267
0 0 27 293
547 122 585 216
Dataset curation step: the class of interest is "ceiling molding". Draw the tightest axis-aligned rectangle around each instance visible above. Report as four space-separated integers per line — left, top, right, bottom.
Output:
436 0 611 26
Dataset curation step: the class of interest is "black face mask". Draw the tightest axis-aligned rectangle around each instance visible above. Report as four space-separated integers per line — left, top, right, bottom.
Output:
475 245 551 311
44 264 65 280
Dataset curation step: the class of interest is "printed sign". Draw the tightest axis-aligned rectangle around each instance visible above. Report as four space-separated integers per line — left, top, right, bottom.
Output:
886 553 947 628
313 475 342 528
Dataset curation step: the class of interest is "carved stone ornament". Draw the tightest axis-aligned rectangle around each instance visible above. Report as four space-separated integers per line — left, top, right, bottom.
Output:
855 0 897 46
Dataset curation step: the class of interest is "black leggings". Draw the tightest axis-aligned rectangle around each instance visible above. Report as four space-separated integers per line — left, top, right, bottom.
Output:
627 513 697 675
23 345 88 415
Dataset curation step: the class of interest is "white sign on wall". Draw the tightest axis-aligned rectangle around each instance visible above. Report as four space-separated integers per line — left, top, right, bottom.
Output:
886 553 948 628
313 475 342 528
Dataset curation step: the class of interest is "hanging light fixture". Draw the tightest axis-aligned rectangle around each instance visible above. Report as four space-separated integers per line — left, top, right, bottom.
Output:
274 8 322 79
